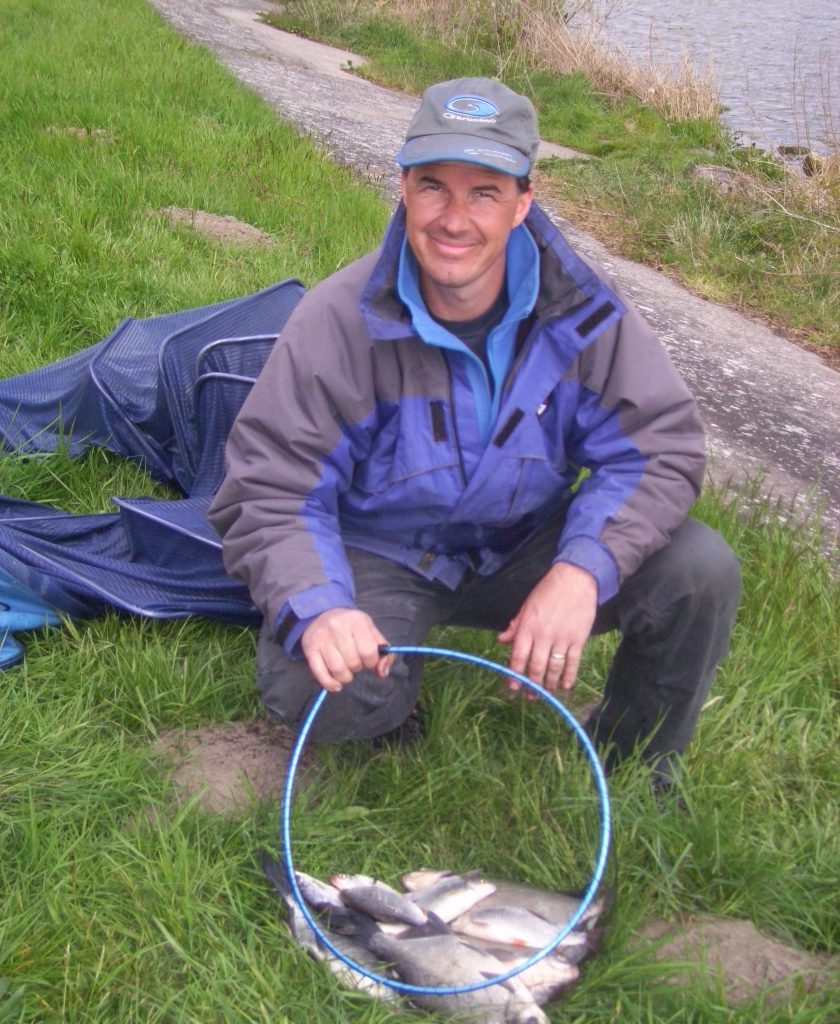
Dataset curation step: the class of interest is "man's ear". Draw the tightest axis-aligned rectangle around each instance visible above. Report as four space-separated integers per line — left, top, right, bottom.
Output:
513 187 533 228
399 168 410 204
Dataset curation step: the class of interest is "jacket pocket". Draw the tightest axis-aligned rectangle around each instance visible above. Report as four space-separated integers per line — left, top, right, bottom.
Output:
351 399 460 503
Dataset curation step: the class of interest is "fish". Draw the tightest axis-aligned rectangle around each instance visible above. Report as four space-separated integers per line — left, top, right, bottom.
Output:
402 868 453 891
406 871 498 923
261 857 609 1018
259 853 401 1003
460 877 608 933
330 872 379 889
406 871 606 929
458 935 580 1005
294 871 346 914
408 870 610 956
452 904 563 950
366 929 550 1024
331 873 448 932
339 883 431 928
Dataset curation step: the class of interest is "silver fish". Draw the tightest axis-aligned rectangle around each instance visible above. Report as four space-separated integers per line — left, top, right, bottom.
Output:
366 930 550 1024
294 871 345 914
463 877 608 932
409 871 609 960
342 883 431 927
406 871 604 929
330 872 379 889
452 905 562 950
334 878 432 928
402 868 452 891
408 872 498 923
460 935 580 1004
264 860 608 1015
260 853 400 1003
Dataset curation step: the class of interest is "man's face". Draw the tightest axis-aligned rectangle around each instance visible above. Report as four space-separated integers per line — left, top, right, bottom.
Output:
400 161 533 319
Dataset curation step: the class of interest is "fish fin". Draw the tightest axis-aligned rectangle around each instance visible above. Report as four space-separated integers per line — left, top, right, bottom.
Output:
480 969 532 1002
398 911 451 939
595 883 617 918
426 910 451 935
343 910 383 949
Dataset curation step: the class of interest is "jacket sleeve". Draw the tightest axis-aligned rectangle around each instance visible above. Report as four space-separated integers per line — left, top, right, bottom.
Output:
207 264 378 645
555 291 706 602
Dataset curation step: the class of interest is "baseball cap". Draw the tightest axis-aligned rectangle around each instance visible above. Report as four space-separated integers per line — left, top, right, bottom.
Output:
396 77 540 177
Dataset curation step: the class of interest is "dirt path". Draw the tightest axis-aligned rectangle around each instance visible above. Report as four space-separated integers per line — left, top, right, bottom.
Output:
146 0 840 555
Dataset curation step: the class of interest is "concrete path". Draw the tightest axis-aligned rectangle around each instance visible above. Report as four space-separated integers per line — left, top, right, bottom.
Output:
148 0 840 554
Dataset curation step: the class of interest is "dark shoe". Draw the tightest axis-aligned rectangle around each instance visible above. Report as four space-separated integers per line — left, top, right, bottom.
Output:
369 707 425 750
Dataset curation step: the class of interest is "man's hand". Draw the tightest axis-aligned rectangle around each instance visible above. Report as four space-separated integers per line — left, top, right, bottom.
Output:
300 608 394 692
497 562 598 695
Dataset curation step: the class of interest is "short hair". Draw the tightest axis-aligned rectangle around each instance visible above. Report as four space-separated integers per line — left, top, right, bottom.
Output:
401 167 532 192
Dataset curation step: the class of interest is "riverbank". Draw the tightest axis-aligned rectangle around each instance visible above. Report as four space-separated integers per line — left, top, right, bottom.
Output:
264 0 840 365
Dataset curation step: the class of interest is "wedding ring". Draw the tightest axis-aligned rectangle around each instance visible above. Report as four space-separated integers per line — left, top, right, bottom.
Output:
550 652 566 661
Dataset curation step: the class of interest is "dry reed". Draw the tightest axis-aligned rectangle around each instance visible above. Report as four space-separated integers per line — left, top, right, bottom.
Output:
362 0 721 122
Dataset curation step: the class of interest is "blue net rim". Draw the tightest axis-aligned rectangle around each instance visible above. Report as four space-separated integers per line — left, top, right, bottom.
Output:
279 644 611 997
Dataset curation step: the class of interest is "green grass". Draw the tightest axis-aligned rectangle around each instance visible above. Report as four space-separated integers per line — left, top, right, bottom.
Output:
1 1 838 1022
264 1 840 354
0 0 387 374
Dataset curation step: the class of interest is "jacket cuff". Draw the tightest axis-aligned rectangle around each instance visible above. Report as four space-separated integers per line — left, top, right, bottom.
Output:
273 582 355 658
554 537 619 604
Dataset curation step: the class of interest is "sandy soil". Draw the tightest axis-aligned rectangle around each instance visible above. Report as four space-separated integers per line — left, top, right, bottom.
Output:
637 914 839 1005
151 717 318 816
156 206 273 245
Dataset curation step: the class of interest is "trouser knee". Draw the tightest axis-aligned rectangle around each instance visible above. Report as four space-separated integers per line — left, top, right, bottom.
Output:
587 519 741 775
610 518 741 648
255 620 421 743
667 520 741 616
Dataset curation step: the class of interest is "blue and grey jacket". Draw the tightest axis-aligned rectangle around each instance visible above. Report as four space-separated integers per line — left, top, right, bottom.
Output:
208 203 705 653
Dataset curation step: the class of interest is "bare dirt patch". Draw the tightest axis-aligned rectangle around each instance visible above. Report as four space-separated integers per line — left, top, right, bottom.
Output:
157 205 273 245
637 915 839 1005
44 125 114 142
152 717 319 816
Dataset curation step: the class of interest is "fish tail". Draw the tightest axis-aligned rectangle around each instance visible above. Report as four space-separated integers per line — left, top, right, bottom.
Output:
258 850 292 904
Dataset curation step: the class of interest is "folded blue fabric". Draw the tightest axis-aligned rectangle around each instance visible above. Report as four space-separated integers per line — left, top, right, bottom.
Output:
0 566 62 668
0 633 24 669
0 278 306 670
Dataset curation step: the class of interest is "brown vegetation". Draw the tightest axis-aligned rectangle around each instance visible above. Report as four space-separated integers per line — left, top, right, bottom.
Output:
326 0 721 122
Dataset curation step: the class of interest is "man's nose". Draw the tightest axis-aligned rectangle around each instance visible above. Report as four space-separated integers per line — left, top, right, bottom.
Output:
437 195 470 233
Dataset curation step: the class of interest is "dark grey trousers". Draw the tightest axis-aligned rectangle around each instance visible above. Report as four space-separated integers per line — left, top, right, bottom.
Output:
256 516 741 779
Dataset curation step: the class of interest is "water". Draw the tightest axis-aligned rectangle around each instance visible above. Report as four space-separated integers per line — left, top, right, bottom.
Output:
590 0 839 152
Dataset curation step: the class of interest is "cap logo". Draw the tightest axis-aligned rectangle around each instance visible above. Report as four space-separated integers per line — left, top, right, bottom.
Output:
444 94 499 119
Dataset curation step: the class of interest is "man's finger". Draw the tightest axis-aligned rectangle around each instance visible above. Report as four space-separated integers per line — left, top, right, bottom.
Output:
559 646 582 691
375 652 395 678
542 650 567 693
306 650 344 692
